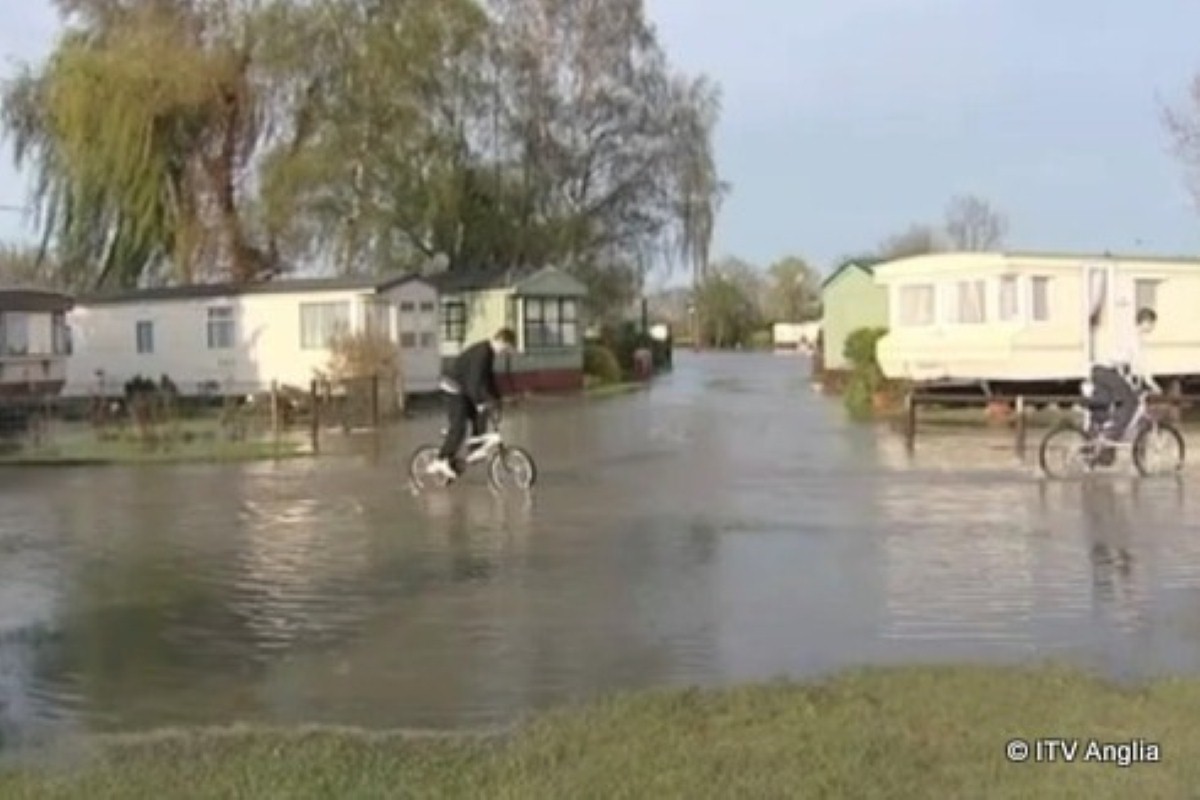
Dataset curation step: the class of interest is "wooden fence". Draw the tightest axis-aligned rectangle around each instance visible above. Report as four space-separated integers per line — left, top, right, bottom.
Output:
901 389 1192 460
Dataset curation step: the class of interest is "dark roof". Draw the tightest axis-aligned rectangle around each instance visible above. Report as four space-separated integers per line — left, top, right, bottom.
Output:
821 257 884 288
424 266 538 293
75 273 426 305
0 288 74 313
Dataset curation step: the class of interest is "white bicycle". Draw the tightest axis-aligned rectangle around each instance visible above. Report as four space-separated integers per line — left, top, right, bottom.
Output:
1039 374 1186 479
408 408 537 490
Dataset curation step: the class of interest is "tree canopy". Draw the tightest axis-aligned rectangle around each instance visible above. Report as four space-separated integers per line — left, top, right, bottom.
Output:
1 0 725 316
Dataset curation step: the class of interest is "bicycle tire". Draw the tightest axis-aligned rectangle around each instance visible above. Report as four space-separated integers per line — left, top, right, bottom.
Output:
487 446 537 490
1132 421 1186 477
409 444 452 489
1038 422 1093 479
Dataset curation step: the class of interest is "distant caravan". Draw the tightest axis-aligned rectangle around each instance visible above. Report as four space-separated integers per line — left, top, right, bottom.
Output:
772 322 820 355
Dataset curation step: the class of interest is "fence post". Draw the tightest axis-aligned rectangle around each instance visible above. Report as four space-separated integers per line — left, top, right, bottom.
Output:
904 390 917 451
370 373 380 428
309 379 319 453
1014 395 1027 461
270 380 280 450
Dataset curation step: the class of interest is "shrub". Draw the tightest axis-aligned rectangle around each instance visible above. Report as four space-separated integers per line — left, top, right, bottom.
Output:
325 329 404 417
749 329 772 350
842 327 889 419
843 327 888 373
584 344 622 385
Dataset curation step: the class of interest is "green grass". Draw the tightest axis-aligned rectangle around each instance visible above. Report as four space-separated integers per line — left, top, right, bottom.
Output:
0 428 307 465
2 664 1197 798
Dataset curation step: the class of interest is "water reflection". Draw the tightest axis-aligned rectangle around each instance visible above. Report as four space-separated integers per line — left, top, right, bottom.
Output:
5 353 1200 740
1080 480 1142 630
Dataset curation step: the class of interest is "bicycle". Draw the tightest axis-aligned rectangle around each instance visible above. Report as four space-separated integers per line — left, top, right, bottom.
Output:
408 407 537 491
1038 374 1186 479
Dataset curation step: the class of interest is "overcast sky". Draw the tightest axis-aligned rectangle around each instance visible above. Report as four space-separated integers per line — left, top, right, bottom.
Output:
5 0 1200 281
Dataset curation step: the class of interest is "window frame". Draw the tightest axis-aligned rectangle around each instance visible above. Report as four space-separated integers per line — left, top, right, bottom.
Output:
442 300 466 343
895 284 936 328
298 301 351 350
135 320 154 354
1029 276 1052 323
953 279 988 324
998 275 1019 322
0 312 30 356
206 305 236 350
1134 278 1160 315
521 296 580 350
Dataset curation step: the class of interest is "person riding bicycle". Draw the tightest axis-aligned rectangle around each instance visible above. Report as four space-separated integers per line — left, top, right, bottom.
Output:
1090 307 1160 443
425 327 517 481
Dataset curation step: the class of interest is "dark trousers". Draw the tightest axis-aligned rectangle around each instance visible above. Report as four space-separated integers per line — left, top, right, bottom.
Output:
1091 365 1136 436
438 393 483 460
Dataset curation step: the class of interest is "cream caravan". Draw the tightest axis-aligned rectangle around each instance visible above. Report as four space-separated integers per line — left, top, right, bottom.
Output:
873 251 1200 384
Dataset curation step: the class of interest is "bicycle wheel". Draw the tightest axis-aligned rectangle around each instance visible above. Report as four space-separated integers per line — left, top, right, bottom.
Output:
487 446 537 490
1133 421 1185 477
409 445 452 489
1038 423 1094 479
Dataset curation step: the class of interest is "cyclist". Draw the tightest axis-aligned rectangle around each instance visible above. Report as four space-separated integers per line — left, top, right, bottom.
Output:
1091 307 1160 443
425 327 517 481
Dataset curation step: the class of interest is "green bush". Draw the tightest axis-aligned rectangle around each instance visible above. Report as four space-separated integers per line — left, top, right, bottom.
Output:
843 327 888 372
843 371 876 419
842 326 889 418
584 344 623 385
749 329 772 350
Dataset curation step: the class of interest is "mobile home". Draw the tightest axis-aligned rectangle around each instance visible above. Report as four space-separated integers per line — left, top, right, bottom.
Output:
64 274 441 399
820 258 887 371
873 251 1200 388
0 288 73 397
428 265 588 393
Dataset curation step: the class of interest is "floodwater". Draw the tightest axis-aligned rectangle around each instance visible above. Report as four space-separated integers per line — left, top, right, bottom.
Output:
2 351 1200 748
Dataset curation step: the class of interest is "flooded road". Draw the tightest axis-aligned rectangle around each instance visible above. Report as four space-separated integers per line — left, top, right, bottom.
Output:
3 351 1200 746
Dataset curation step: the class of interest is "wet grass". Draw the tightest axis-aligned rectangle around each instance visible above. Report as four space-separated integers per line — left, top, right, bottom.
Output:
0 426 307 465
2 664 1196 798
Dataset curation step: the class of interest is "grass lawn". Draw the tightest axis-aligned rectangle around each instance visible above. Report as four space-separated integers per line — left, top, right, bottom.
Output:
0 420 308 465
1 664 1195 798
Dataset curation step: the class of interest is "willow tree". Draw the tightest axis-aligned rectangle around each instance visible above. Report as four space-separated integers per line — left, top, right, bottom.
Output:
1 1 279 288
667 75 728 289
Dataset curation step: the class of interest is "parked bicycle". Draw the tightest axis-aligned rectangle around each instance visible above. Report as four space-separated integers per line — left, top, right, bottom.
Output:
1039 373 1185 479
408 408 537 490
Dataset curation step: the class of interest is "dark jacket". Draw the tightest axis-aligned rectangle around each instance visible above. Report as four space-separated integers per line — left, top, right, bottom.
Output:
441 340 502 404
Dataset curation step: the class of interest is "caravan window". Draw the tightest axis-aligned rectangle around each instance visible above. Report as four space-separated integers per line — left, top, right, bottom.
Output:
998 276 1019 321
897 284 934 326
299 301 351 349
1030 277 1051 322
955 280 987 323
1135 279 1160 314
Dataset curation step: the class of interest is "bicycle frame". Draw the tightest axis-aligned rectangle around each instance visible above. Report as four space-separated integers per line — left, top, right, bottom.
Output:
1078 375 1161 448
440 412 506 466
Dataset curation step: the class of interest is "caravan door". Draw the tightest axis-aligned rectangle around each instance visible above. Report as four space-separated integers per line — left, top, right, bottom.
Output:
1083 261 1133 368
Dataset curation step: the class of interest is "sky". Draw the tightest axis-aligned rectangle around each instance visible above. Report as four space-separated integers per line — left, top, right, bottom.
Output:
4 1 1200 283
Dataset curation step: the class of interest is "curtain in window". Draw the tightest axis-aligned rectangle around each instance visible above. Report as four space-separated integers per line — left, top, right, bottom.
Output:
999 277 1018 320
898 286 933 326
956 280 986 323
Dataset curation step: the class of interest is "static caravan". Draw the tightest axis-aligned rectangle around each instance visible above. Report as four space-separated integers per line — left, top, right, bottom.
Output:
772 322 820 354
0 288 73 397
64 274 442 399
873 251 1200 386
